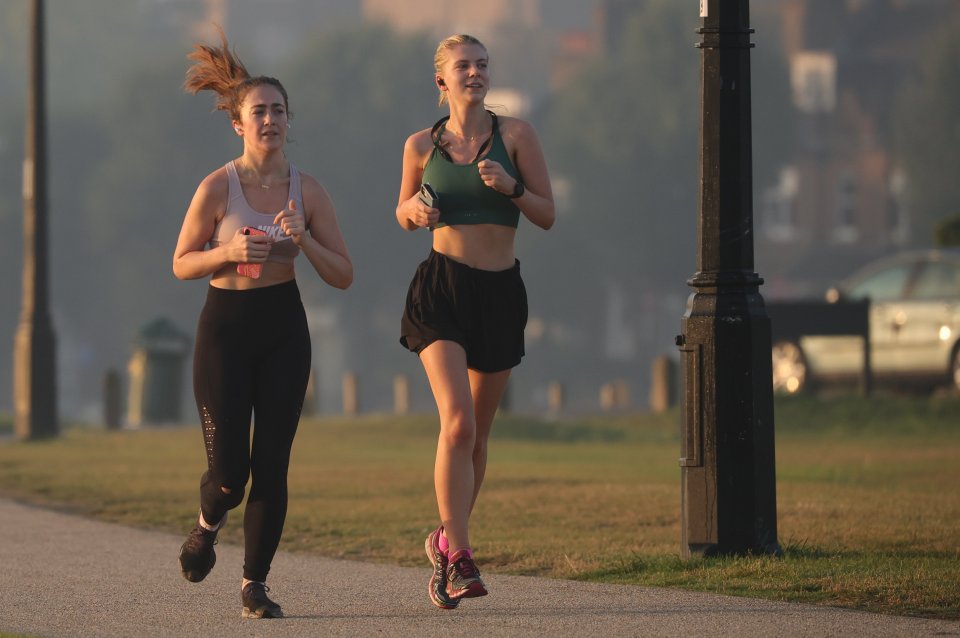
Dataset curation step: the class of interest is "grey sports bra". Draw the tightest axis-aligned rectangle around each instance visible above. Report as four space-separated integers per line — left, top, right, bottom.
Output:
209 160 302 264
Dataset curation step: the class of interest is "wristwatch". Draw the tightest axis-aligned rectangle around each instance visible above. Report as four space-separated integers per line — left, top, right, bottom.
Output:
507 180 525 198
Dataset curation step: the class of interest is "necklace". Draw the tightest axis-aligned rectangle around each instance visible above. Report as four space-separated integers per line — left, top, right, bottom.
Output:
236 160 285 190
445 124 491 142
444 110 493 141
445 128 488 141
431 111 498 164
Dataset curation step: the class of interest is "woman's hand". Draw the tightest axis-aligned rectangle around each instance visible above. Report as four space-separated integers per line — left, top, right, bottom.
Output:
477 159 517 195
405 194 440 228
275 199 307 245
228 227 272 263
396 129 442 231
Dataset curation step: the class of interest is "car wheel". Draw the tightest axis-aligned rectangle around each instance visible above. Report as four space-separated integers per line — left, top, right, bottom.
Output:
772 340 807 394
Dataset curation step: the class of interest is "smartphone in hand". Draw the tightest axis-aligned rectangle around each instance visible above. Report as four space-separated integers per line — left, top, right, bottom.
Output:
419 183 439 209
237 226 267 279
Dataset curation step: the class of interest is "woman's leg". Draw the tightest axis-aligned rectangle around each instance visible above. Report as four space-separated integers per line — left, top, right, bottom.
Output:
243 310 311 583
193 311 256 524
466 368 511 513
419 340 476 554
180 297 255 583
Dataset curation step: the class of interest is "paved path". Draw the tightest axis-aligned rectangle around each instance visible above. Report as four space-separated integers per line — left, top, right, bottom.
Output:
1 499 957 637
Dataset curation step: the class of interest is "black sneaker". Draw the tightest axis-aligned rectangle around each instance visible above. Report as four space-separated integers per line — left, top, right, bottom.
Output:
425 525 459 610
178 512 224 583
446 549 488 600
242 582 284 619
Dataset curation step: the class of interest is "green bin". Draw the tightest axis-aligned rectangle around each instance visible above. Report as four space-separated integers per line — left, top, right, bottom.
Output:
127 317 190 426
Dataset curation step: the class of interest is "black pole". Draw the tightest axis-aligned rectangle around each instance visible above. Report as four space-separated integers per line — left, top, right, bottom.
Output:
676 0 779 557
14 0 58 440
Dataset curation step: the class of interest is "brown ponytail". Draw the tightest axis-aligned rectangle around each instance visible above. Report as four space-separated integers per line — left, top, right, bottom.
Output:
184 25 289 122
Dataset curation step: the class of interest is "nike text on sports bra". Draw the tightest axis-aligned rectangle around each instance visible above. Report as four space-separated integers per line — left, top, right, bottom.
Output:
208 160 303 264
421 111 521 230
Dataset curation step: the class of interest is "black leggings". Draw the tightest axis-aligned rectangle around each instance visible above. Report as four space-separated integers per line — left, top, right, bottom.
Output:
192 280 311 582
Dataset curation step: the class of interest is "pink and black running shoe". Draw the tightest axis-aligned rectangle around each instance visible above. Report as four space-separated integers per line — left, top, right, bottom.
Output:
446 549 488 600
425 526 460 609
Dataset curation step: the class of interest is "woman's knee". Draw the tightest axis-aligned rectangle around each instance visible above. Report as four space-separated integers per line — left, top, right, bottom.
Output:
219 484 246 509
201 469 248 510
439 411 476 450
249 461 290 497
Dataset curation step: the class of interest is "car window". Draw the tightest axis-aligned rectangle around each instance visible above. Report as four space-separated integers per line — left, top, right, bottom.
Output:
908 261 960 300
846 264 912 301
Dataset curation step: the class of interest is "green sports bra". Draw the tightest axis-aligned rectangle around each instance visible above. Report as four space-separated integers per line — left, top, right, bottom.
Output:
422 112 521 229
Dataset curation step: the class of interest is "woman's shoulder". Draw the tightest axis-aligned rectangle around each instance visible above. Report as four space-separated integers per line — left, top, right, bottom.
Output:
404 127 435 154
495 116 541 160
496 115 536 141
296 169 326 195
296 169 334 209
195 165 230 200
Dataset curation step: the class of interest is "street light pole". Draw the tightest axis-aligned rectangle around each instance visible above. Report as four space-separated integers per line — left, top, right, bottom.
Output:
676 0 780 557
14 0 58 440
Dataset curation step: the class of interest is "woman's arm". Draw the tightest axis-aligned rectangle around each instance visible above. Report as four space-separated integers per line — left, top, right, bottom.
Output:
483 118 555 230
294 175 353 290
172 171 271 280
395 130 439 231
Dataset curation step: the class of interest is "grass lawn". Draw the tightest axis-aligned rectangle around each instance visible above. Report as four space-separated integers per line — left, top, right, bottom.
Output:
0 395 957 620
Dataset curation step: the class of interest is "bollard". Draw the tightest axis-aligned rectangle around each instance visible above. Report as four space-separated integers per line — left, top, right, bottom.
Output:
547 381 565 415
103 369 122 430
650 355 678 413
601 381 630 412
342 372 358 416
394 374 409 415
599 383 616 411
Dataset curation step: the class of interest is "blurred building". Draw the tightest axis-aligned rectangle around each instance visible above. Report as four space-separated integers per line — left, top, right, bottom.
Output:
758 0 956 297
362 0 540 33
164 0 363 62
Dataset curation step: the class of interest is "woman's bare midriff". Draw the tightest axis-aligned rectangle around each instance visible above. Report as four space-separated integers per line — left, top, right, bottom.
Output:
431 224 517 271
210 261 296 290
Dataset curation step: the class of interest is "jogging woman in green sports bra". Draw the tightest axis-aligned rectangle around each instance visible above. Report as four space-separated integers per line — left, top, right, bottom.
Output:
396 34 555 610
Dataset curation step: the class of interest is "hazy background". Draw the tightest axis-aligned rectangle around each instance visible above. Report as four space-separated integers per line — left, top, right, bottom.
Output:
1 0 958 421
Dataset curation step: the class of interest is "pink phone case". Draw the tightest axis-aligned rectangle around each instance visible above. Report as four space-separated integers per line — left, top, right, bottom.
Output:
237 227 267 279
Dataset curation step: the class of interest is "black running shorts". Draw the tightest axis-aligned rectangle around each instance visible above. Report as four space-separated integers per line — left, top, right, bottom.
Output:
400 249 528 373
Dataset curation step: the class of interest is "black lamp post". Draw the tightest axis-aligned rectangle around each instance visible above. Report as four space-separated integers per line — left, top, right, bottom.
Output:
676 0 780 557
14 0 58 440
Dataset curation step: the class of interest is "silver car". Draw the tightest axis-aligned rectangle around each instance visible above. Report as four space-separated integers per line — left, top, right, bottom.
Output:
772 249 960 394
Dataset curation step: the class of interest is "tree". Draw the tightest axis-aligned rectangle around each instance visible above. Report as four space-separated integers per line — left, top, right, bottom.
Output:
545 1 791 291
894 11 960 245
546 2 697 280
279 26 441 405
525 1 794 400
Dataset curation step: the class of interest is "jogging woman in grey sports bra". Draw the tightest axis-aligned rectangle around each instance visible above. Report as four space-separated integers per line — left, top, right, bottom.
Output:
396 34 555 610
172 28 352 619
